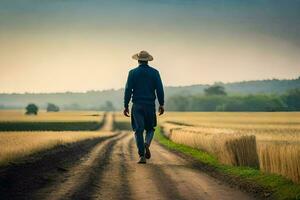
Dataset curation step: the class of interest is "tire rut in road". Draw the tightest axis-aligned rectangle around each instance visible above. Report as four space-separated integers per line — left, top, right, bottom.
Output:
125 132 254 200
69 132 130 200
151 141 255 200
42 132 127 200
125 131 185 200
85 132 133 200
117 135 132 200
127 136 135 161
146 163 187 200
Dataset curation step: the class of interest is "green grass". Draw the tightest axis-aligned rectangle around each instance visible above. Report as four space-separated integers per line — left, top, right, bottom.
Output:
0 121 103 131
154 126 300 200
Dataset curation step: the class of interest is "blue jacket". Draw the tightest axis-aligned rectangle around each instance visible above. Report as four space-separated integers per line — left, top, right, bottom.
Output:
124 64 164 108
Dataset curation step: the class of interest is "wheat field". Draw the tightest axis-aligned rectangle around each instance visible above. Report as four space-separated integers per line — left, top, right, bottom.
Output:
0 131 110 166
0 110 108 166
160 112 300 184
2 111 299 183
162 122 259 167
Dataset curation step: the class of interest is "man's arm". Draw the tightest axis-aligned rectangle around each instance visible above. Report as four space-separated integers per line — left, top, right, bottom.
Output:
155 71 165 115
124 71 133 116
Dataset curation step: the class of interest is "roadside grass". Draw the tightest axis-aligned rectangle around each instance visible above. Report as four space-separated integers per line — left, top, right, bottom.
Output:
155 126 300 200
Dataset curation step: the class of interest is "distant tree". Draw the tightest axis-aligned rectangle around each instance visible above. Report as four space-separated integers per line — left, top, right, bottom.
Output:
25 103 38 115
47 103 60 112
204 85 227 96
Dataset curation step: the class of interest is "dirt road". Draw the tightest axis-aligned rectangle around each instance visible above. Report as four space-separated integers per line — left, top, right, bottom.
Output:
0 114 255 200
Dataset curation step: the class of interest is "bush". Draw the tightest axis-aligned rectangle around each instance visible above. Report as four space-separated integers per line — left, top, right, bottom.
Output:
204 85 227 96
25 103 38 115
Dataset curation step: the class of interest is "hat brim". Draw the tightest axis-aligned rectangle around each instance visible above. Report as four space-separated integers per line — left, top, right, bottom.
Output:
132 54 153 61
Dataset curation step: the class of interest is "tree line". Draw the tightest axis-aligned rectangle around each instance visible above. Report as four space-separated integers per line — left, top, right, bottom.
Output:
166 86 300 112
21 85 300 113
1 77 299 111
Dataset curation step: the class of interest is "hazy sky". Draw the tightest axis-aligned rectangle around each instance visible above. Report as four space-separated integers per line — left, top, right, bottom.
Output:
0 0 300 93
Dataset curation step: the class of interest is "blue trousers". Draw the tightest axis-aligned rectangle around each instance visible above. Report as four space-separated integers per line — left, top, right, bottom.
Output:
131 103 156 157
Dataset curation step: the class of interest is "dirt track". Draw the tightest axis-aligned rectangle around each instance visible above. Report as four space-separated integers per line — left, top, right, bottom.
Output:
0 114 255 200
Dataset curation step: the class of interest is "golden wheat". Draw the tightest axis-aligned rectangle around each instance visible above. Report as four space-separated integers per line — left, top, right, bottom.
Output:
162 123 259 167
258 142 300 183
160 112 300 131
159 112 300 184
0 110 113 166
0 130 116 166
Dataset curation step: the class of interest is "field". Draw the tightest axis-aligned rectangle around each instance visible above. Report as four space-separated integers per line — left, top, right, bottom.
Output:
0 131 108 166
0 110 104 131
1 110 300 200
0 110 106 166
158 112 300 184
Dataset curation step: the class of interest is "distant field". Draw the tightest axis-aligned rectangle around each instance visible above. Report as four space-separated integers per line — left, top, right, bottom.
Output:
115 111 300 128
159 112 300 143
0 110 103 122
0 110 104 131
160 112 300 130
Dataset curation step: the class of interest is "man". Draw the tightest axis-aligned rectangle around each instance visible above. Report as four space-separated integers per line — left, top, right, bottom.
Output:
123 50 165 164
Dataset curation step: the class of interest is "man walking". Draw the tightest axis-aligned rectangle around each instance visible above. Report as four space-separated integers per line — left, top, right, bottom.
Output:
123 50 165 164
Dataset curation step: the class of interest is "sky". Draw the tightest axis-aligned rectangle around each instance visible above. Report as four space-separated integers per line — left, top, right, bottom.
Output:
0 0 300 93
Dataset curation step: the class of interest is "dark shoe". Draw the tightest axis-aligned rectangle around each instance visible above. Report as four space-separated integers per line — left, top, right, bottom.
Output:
137 156 146 164
145 143 151 159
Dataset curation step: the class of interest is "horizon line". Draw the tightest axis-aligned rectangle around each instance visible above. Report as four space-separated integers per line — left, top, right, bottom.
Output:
0 76 299 95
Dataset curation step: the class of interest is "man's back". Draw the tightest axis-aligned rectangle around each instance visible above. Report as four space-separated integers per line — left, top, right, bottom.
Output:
123 50 164 164
124 63 164 108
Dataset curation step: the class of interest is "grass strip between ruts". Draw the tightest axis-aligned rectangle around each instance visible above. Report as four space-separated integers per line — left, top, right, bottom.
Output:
154 126 300 200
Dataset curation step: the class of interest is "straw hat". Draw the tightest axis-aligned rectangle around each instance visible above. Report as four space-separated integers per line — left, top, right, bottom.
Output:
132 50 153 61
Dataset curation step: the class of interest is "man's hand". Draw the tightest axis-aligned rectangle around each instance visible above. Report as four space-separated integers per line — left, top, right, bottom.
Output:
158 105 164 116
123 107 130 117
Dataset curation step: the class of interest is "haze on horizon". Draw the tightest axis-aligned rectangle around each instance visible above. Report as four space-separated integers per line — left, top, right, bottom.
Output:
0 0 300 93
